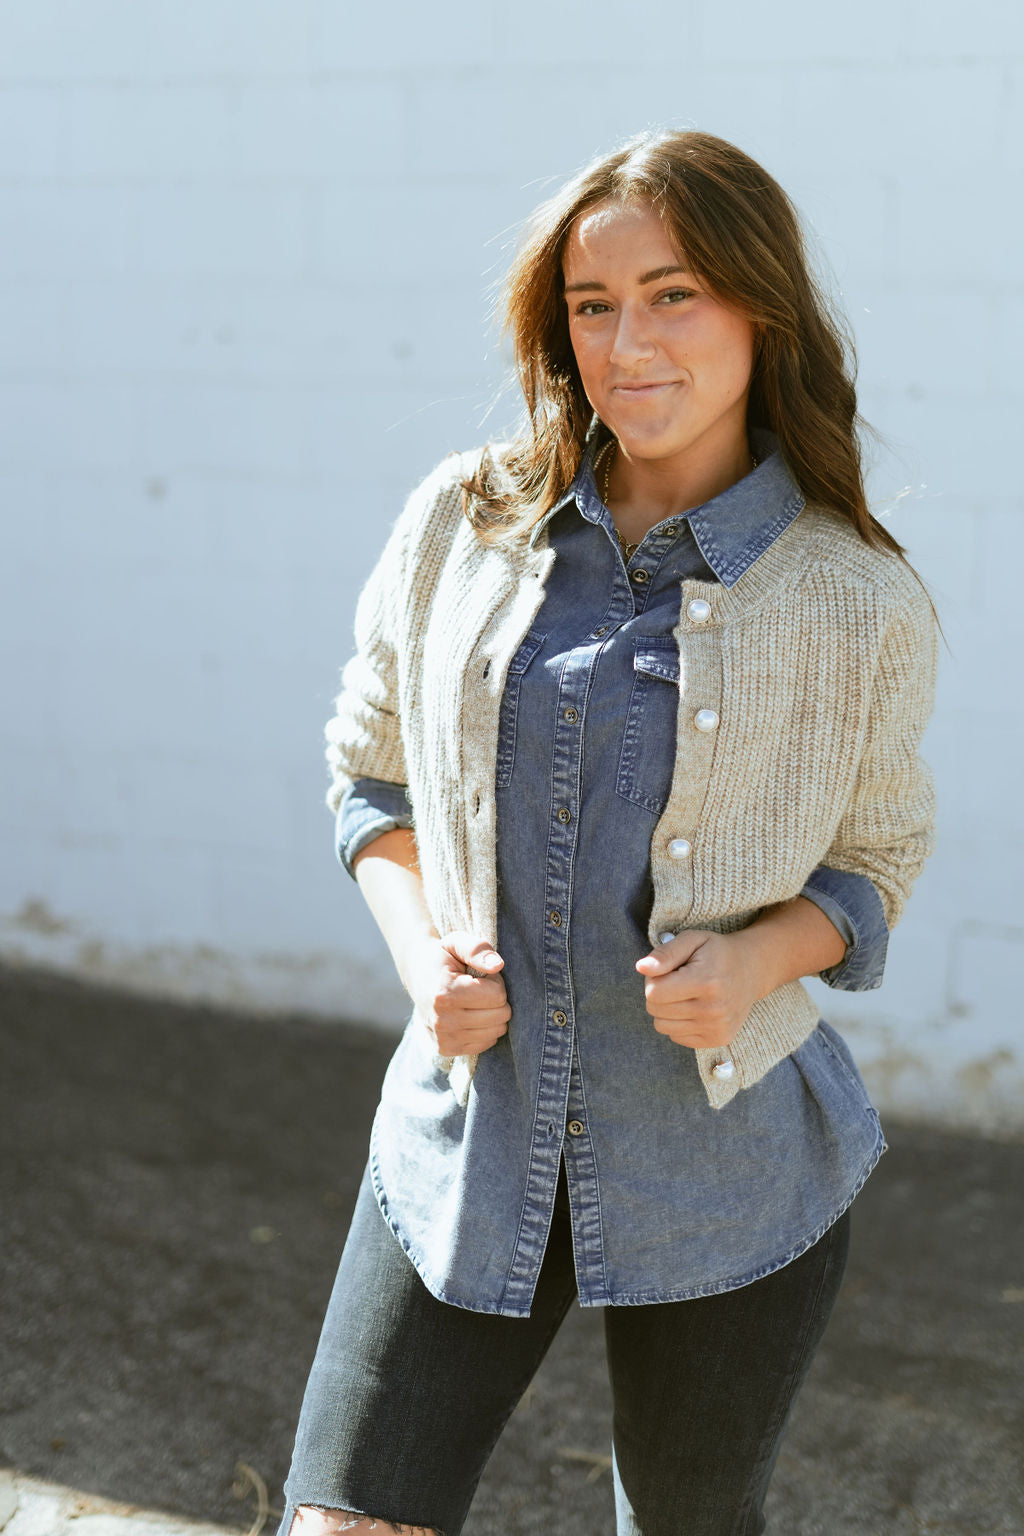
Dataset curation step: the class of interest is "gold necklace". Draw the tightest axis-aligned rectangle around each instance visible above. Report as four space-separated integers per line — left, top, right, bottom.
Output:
598 439 759 566
598 442 638 563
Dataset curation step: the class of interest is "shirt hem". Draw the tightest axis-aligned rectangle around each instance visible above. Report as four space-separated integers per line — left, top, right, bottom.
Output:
369 1112 886 1317
576 1112 886 1307
368 1133 538 1318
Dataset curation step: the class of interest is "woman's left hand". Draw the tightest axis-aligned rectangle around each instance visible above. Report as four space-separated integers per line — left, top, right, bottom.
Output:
635 930 764 1050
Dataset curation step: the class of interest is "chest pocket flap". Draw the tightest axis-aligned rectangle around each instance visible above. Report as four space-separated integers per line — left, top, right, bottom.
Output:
633 636 680 685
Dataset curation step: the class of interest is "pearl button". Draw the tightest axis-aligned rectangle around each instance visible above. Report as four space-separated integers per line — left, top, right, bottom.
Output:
712 1059 736 1081
687 598 712 623
658 931 675 946
694 709 719 732
668 838 691 859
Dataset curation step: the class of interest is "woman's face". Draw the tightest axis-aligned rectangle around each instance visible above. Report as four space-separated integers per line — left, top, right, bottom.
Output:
561 197 756 471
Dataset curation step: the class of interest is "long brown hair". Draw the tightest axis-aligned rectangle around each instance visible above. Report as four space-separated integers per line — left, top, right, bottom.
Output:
463 129 906 559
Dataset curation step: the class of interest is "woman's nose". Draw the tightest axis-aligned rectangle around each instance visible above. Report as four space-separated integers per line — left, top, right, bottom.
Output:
608 306 657 367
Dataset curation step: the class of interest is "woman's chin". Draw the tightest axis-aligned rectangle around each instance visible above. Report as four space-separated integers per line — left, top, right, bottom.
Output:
612 428 693 463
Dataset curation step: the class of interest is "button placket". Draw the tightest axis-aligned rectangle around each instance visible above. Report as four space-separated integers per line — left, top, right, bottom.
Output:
506 636 590 1309
622 531 678 613
539 643 592 1074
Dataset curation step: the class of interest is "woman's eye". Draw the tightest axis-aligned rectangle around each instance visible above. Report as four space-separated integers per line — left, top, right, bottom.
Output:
571 290 694 317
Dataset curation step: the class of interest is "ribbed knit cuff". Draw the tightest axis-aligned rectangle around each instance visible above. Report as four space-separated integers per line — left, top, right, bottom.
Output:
697 981 822 1109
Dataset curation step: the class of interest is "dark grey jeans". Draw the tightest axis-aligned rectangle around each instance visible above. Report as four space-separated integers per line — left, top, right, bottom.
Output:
279 1162 850 1536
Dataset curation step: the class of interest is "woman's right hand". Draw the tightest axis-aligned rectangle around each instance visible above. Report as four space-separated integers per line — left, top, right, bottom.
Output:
406 932 512 1057
350 831 510 1055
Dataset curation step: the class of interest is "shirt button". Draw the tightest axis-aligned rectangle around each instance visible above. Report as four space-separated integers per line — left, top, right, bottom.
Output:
664 524 679 537
592 626 609 638
631 569 650 584
552 1009 568 1026
694 708 719 732
687 598 712 623
567 1119 585 1137
563 707 579 723
557 807 571 824
668 837 692 859
549 910 563 927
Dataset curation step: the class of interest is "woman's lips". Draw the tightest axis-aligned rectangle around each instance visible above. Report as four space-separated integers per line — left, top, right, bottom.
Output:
612 381 681 396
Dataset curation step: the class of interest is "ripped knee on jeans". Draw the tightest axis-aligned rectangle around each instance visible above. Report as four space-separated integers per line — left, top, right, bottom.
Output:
289 1503 441 1536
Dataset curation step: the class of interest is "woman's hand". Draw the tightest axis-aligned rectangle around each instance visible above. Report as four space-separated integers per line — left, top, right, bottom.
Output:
352 831 511 1057
636 898 849 1050
406 932 512 1057
635 930 763 1050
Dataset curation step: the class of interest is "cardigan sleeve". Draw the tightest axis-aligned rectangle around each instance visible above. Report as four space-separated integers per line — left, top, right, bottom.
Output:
816 580 938 939
324 458 461 814
324 529 408 811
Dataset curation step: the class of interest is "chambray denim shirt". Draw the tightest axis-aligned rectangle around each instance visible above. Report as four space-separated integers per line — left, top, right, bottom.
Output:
336 430 887 1317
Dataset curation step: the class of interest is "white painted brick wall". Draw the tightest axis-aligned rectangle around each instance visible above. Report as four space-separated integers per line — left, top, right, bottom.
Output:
2 3 1021 1132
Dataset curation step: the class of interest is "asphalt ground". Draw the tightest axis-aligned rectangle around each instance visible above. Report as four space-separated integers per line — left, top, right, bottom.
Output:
1 965 1022 1536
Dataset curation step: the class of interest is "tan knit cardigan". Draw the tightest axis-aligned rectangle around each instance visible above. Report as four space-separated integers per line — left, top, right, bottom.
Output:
325 451 937 1110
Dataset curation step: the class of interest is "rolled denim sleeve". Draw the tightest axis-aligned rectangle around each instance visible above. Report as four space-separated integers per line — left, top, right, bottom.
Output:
799 865 889 991
335 776 414 879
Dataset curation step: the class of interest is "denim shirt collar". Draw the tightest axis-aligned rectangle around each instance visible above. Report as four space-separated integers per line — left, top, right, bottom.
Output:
529 425 805 588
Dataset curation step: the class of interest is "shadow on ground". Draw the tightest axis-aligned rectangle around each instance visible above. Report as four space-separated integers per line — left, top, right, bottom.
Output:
1 966 1022 1535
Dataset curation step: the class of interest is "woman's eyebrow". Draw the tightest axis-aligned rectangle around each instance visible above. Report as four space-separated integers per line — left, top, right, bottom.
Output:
564 265 691 294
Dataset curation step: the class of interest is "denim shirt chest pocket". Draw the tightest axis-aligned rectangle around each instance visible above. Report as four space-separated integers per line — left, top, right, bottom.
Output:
495 628 546 790
616 635 680 816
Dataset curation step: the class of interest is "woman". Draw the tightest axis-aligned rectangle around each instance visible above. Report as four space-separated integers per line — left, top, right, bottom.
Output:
279 130 937 1536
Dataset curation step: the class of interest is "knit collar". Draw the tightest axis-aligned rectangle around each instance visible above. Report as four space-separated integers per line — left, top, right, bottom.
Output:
529 424 805 588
